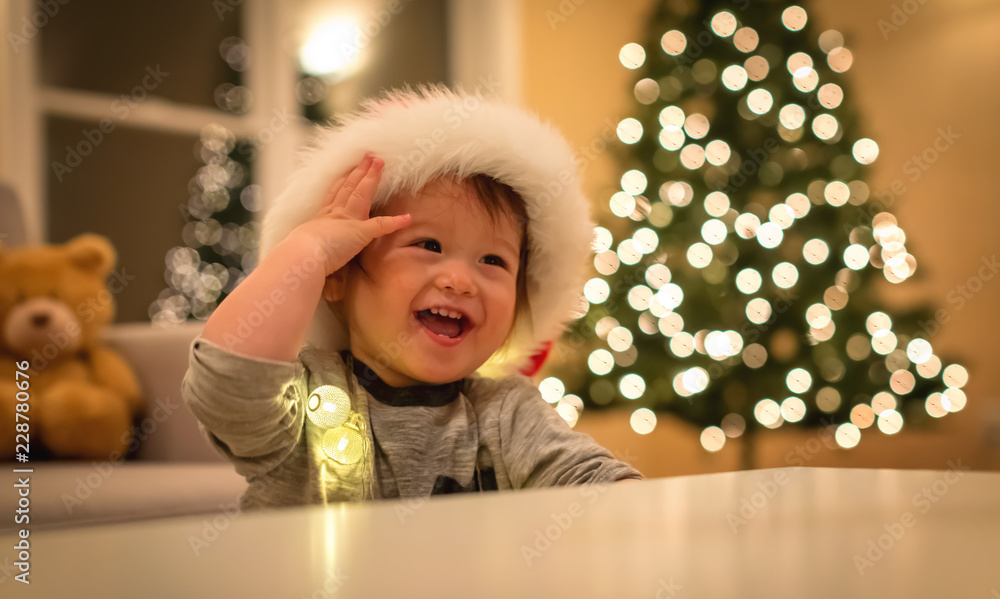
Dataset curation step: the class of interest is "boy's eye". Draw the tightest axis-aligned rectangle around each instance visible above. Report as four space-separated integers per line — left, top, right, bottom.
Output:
415 239 441 252
483 255 507 269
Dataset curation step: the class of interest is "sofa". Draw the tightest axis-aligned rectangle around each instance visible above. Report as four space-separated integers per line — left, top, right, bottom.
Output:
0 322 247 532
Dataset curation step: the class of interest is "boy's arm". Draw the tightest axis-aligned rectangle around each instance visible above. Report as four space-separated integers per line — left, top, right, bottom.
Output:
181 335 308 478
498 378 644 488
200 154 409 363
200 236 326 362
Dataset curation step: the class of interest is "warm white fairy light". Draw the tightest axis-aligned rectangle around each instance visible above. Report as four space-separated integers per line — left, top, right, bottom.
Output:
655 283 684 310
617 239 642 265
621 169 648 195
818 83 843 108
710 11 737 36
627 285 653 311
684 114 710 139
632 228 659 254
768 204 795 229
836 423 861 448
754 399 781 426
850 404 875 429
877 409 903 435
757 222 783 248
583 278 610 304
609 192 636 218
687 242 713 268
803 239 830 264
645 263 671 289
786 368 813 394
588 349 614 375
746 298 771 324
736 268 762 294
733 27 759 52
592 227 613 252
722 65 748 91
781 396 806 422
538 377 565 404
682 367 709 393
631 408 657 434
607 326 634 352
619 42 646 69
943 364 969 388
943 387 967 412
700 426 726 451
617 118 643 144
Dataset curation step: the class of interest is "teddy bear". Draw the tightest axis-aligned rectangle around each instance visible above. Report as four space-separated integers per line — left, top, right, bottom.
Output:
0 234 143 460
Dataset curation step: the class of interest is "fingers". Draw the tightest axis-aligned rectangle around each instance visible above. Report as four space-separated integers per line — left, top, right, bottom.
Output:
362 213 411 240
320 153 374 210
343 156 384 218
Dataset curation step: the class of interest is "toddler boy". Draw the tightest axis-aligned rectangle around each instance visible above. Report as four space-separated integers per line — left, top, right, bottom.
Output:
182 86 643 507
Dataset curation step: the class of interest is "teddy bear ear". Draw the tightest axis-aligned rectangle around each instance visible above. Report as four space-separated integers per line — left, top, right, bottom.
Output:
65 234 116 276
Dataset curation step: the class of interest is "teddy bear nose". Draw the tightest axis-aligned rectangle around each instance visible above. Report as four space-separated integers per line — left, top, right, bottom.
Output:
31 313 50 328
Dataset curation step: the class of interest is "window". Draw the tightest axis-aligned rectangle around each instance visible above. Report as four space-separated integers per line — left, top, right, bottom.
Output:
3 0 517 324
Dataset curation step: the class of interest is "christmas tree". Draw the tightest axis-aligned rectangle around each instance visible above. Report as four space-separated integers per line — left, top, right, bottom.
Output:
553 0 968 464
150 36 258 326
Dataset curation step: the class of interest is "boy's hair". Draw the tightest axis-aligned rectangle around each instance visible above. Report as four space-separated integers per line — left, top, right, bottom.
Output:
346 173 532 346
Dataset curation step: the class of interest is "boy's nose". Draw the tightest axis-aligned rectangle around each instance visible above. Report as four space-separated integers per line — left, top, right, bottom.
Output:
435 263 477 297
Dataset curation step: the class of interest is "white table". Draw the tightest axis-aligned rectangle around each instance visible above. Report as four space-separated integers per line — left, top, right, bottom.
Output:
3 466 998 598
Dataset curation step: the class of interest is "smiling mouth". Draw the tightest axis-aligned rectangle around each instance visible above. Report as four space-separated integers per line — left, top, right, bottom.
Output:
414 309 467 338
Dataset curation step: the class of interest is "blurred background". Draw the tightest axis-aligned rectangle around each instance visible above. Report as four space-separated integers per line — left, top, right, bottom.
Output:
2 0 998 478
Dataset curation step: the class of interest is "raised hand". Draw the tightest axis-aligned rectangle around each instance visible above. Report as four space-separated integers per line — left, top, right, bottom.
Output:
287 153 411 276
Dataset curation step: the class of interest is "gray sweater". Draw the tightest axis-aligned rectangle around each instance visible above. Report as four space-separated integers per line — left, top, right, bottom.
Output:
181 336 643 509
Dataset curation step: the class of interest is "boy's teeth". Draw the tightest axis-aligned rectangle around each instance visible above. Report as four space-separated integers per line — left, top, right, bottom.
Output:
429 308 461 320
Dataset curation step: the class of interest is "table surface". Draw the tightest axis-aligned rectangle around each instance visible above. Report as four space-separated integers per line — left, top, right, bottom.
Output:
3 466 999 598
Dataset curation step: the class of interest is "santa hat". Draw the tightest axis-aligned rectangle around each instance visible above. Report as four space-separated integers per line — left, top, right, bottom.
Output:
259 84 594 379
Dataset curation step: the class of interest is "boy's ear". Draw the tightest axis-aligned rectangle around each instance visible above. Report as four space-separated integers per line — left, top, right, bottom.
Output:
323 270 348 303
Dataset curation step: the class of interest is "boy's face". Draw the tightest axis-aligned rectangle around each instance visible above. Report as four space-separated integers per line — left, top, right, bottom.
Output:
325 177 522 387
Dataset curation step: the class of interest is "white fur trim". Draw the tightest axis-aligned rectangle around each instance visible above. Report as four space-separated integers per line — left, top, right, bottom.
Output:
260 84 594 378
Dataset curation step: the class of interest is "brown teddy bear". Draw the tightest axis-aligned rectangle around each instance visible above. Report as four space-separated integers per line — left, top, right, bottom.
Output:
0 234 142 460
